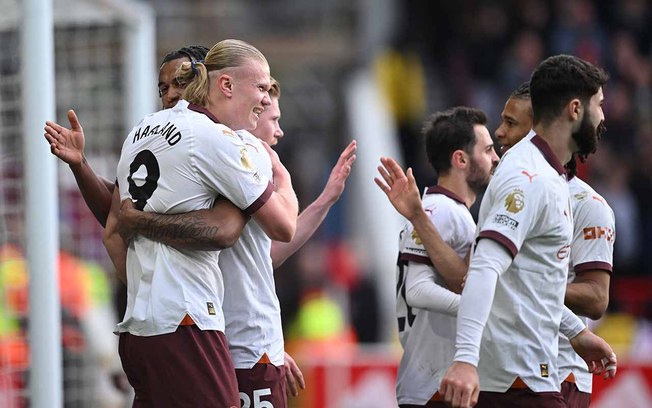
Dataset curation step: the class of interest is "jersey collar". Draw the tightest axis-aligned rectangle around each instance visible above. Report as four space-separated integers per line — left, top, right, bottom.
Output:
188 103 221 124
530 135 566 176
425 185 467 207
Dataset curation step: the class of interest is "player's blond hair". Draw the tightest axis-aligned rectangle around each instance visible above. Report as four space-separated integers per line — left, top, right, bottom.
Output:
178 39 268 106
269 77 281 99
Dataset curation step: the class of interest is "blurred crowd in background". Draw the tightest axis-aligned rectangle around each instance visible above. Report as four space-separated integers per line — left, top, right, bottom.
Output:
2 0 652 406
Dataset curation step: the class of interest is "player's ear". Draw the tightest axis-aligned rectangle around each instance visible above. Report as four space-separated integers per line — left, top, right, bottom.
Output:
452 149 467 169
568 98 581 122
217 74 234 97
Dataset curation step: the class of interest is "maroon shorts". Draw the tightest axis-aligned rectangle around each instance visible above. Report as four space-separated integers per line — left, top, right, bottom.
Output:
399 402 448 408
118 326 239 408
235 363 286 408
561 381 591 408
477 389 566 408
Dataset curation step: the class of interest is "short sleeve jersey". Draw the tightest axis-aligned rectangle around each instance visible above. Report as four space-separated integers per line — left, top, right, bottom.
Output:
115 100 274 336
558 176 615 392
395 186 475 405
474 135 573 392
220 130 285 368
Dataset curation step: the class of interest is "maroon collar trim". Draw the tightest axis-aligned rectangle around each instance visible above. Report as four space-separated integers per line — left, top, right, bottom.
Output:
425 185 467 207
188 103 221 124
530 135 566 176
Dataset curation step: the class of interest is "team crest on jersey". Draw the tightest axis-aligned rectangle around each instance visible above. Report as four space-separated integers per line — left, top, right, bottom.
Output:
411 230 422 245
240 147 255 171
504 188 525 213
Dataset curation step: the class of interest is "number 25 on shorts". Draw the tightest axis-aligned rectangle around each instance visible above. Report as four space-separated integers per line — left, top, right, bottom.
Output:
240 388 273 408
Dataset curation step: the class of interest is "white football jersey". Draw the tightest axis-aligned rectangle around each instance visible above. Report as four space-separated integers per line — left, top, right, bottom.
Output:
115 100 273 337
221 130 285 368
558 176 615 392
395 186 475 405
474 135 573 392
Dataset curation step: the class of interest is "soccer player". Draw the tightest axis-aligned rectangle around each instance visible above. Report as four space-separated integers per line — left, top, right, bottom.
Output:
43 46 245 235
102 39 298 407
494 82 534 154
380 82 615 408
116 78 356 406
376 107 498 408
439 55 616 408
497 83 615 408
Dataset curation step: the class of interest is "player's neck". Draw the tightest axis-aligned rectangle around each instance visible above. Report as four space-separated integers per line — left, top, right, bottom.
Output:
533 121 574 166
438 175 476 209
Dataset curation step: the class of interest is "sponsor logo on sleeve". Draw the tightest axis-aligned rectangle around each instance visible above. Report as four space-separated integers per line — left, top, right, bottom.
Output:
583 226 614 242
504 188 525 213
493 214 519 230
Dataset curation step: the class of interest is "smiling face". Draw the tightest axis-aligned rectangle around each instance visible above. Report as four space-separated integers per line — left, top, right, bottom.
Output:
252 96 284 146
158 57 188 109
229 59 271 131
494 97 533 151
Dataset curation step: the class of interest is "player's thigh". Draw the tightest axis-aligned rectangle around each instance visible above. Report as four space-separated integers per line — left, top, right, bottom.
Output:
236 363 287 408
477 389 566 408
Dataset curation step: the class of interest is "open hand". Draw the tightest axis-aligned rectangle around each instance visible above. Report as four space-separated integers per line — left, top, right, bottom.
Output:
44 110 85 167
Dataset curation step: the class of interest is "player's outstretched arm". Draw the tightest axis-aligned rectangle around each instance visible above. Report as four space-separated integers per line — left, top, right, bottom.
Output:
284 352 306 397
375 156 467 293
271 140 356 269
102 187 127 284
252 143 299 243
44 109 114 227
565 270 610 320
117 198 247 251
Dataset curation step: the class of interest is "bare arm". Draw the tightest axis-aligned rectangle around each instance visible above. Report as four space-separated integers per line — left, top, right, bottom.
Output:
102 187 127 284
252 143 299 243
271 141 356 268
375 157 468 293
565 270 610 320
117 198 247 251
44 109 114 227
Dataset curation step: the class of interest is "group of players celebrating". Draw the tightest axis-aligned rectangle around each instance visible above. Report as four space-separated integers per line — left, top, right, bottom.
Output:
44 37 616 408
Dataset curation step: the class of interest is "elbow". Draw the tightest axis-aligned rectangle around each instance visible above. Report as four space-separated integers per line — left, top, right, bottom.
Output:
271 228 294 243
208 235 239 251
101 228 112 249
268 221 296 243
405 288 421 309
586 295 609 320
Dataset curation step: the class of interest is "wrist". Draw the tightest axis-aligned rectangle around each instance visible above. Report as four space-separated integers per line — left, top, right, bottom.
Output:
68 156 86 173
408 207 429 224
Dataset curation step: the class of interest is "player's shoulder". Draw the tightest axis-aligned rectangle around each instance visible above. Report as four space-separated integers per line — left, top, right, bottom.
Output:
493 142 564 194
423 186 467 213
570 177 614 219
